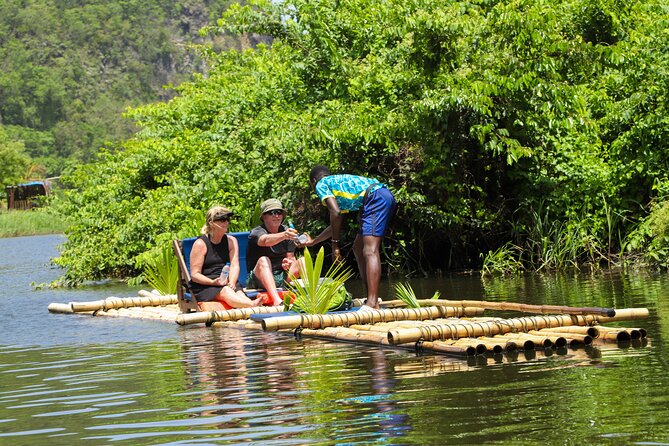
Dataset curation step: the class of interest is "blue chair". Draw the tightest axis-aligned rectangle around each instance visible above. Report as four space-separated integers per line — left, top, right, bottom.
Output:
172 232 250 313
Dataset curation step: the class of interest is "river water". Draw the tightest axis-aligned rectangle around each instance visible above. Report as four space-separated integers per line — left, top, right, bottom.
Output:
1 234 668 445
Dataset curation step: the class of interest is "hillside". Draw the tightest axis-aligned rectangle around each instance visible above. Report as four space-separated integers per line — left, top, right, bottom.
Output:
0 0 247 185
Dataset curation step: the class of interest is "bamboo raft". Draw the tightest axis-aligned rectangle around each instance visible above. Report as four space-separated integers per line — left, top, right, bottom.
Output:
47 290 652 360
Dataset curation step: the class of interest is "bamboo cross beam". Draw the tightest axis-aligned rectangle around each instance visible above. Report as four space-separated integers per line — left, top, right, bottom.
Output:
69 293 178 312
387 314 599 345
363 299 618 317
386 308 649 345
175 306 284 325
260 306 486 332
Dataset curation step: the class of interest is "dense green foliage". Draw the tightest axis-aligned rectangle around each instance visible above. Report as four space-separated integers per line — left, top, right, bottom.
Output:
0 0 240 179
54 0 669 284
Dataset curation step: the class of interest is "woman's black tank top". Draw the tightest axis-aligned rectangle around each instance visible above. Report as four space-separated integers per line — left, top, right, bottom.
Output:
197 234 230 280
189 235 231 300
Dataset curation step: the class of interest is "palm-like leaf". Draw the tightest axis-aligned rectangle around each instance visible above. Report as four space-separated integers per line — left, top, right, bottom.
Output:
394 282 441 308
394 282 421 308
142 242 179 295
288 247 353 314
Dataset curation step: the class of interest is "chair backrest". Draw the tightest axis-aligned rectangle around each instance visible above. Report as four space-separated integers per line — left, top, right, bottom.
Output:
182 231 250 285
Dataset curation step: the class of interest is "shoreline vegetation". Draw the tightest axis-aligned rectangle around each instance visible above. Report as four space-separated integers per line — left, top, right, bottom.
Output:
3 0 668 286
0 207 69 238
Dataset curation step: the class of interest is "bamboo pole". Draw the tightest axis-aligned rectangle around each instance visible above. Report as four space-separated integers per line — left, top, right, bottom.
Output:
261 306 485 331
353 298 617 317
387 306 649 345
598 330 631 342
494 334 538 350
595 308 649 322
503 332 567 348
418 340 477 357
175 306 285 325
597 326 647 340
387 314 597 345
536 326 599 338
70 294 178 312
47 302 74 313
476 336 519 352
530 330 593 346
446 338 489 355
300 326 392 345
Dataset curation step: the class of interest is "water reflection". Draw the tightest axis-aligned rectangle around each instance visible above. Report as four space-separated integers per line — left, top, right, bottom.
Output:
2 236 669 444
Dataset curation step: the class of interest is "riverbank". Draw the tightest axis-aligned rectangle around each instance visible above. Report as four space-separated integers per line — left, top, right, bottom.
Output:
0 207 68 237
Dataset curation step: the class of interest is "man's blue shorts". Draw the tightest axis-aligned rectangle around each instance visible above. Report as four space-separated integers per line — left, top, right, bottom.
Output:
358 186 397 237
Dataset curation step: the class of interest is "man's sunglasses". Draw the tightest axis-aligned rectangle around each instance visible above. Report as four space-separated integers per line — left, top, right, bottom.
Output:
265 209 284 216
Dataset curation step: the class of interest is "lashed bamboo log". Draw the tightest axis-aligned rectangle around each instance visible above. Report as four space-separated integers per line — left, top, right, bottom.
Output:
47 302 74 313
537 326 599 338
261 306 485 331
595 327 633 342
386 307 649 345
387 314 598 345
300 326 392 345
625 328 647 339
530 330 592 346
175 306 285 325
352 298 617 317
70 294 178 312
447 338 489 355
494 334 538 350
595 308 649 322
597 326 646 340
476 336 519 352
297 326 482 358
501 332 567 348
418 340 477 356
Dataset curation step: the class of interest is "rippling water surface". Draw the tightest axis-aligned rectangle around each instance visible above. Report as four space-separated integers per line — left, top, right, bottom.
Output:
1 235 669 445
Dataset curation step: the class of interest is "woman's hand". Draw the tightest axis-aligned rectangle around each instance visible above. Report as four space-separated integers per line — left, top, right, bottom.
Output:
212 276 228 287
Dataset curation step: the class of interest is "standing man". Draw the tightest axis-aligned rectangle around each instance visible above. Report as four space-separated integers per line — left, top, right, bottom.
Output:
306 165 397 310
246 198 304 306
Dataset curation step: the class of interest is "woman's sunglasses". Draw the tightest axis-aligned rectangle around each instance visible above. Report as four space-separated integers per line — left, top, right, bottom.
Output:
265 210 285 216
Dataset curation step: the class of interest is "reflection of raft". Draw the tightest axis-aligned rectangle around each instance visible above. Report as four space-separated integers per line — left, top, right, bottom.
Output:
48 292 650 358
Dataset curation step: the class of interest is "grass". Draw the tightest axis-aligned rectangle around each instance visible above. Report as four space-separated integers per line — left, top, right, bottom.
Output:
0 207 69 238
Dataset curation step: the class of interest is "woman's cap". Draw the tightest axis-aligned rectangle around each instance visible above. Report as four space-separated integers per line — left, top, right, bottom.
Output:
211 210 235 221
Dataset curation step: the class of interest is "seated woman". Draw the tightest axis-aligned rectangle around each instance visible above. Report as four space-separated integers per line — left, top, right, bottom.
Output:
189 206 263 309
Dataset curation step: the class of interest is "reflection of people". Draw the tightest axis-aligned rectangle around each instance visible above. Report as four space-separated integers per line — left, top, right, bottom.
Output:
189 206 263 308
367 349 410 439
307 166 397 310
246 199 306 305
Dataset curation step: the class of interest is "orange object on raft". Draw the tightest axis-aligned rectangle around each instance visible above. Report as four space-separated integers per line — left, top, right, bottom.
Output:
197 290 295 311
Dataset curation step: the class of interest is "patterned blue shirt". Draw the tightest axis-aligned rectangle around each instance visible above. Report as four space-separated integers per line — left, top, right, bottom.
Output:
315 174 382 212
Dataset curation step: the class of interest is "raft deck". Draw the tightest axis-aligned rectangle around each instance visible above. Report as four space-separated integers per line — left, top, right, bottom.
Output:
48 291 651 359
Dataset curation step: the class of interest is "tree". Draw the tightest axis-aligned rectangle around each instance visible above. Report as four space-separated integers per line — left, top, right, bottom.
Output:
53 0 669 283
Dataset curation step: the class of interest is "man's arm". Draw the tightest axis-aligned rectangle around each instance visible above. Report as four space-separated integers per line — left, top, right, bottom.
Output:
307 197 344 261
257 227 298 247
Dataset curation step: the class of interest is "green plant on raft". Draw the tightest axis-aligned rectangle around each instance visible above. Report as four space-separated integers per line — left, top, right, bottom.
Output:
286 247 353 314
394 282 441 308
131 242 179 295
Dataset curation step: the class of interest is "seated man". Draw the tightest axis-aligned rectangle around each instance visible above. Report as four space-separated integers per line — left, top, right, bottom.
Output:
246 198 305 305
